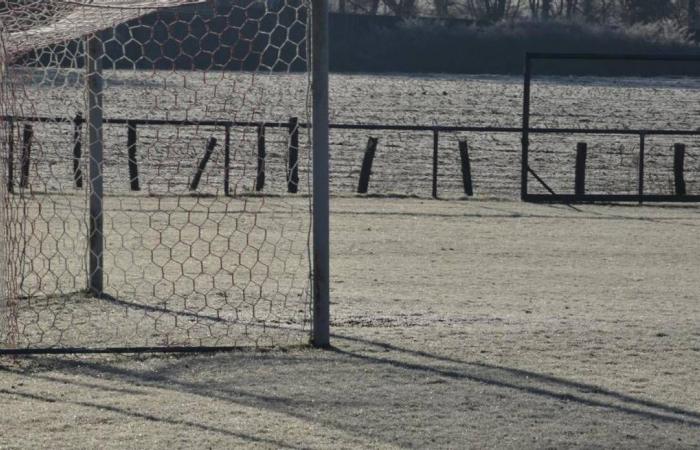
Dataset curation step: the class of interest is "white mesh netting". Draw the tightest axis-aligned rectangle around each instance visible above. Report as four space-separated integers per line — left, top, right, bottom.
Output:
0 0 313 350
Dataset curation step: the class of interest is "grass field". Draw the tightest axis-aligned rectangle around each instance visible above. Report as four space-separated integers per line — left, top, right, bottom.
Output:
1 197 699 448
11 70 700 200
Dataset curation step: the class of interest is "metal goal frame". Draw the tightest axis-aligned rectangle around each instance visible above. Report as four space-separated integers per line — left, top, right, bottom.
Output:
522 52 700 204
0 0 330 355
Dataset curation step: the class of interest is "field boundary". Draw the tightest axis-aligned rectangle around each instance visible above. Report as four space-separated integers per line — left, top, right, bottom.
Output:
522 52 700 204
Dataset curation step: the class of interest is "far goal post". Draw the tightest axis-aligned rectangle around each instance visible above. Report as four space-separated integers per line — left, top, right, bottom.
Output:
521 52 700 204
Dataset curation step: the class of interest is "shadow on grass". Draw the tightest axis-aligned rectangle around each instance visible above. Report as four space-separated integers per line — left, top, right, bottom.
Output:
99 293 228 324
1 330 699 447
0 387 300 449
330 333 700 425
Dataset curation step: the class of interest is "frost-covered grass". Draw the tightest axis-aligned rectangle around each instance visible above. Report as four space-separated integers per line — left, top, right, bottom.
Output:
2 198 700 448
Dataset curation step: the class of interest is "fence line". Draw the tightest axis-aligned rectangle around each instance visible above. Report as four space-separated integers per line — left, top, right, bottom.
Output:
7 114 700 136
3 114 700 200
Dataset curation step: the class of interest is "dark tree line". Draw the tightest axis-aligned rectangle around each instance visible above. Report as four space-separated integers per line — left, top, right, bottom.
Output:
335 0 698 29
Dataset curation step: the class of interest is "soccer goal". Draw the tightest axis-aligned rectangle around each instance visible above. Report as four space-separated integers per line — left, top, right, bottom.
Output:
522 52 700 203
0 0 329 354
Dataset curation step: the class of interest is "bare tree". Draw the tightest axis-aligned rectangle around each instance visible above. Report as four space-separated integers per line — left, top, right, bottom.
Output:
340 0 383 14
433 0 450 17
541 0 551 18
562 0 578 19
464 0 519 22
381 0 418 16
690 0 698 29
581 0 594 20
619 0 674 23
527 0 550 19
528 0 539 17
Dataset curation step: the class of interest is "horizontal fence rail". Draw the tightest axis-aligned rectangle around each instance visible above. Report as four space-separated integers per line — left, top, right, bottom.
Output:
5 114 700 136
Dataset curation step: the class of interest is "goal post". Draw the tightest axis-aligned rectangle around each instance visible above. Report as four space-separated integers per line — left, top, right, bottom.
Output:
311 0 330 348
87 33 105 296
0 0 330 353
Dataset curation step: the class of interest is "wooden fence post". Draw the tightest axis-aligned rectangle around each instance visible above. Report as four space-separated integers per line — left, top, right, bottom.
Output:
638 134 645 204
224 125 231 196
287 117 299 193
127 121 140 191
20 124 32 189
255 124 266 191
357 137 378 194
575 142 587 196
674 143 686 196
432 129 439 198
190 137 218 191
458 140 473 196
73 113 83 189
7 118 14 193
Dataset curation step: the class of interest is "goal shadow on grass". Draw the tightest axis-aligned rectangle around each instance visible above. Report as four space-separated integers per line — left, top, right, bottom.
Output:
1 331 699 446
329 334 700 426
0 387 297 448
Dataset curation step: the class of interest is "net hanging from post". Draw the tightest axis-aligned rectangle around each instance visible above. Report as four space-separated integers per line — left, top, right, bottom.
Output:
0 0 312 351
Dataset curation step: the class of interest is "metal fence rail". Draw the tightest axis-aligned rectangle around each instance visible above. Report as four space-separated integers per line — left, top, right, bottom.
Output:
4 112 700 202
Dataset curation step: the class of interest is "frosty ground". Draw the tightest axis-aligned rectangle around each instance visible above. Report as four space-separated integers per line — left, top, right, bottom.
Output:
1 197 699 448
17 71 700 199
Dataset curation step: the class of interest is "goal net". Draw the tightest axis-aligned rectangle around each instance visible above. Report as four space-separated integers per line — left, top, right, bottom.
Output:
0 0 315 351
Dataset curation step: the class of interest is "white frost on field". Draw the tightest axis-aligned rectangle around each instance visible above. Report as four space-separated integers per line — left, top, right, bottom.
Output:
10 70 700 198
1 198 700 448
